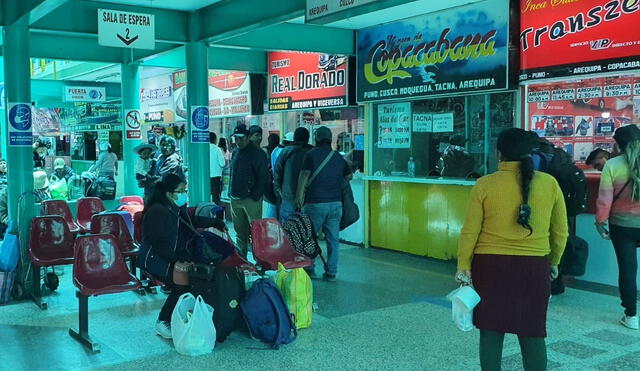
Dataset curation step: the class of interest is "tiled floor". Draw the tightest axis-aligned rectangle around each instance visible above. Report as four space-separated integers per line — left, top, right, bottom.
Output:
1 245 640 370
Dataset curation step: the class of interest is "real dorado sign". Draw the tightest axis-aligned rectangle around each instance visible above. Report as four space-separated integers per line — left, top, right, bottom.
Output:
268 51 348 111
356 0 510 103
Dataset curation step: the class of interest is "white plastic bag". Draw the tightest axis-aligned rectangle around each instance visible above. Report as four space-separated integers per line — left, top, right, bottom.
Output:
446 285 481 332
171 293 216 356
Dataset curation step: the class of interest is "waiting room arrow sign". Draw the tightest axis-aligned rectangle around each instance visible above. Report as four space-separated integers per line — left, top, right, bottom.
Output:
98 9 155 50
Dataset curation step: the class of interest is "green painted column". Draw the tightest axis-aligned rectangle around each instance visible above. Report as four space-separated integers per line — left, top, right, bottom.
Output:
120 54 142 196
3 17 35 295
185 16 211 205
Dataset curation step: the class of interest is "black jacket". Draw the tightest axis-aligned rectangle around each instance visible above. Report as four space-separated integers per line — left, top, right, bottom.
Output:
229 142 269 201
142 202 200 264
274 143 313 201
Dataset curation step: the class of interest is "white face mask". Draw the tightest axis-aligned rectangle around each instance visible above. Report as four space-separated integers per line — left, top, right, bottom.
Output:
174 192 188 207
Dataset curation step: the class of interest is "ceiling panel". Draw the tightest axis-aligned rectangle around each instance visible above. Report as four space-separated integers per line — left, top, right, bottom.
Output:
88 0 223 12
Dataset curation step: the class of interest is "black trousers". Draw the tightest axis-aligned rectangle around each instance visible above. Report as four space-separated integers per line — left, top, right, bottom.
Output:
157 272 190 322
610 224 640 317
210 177 222 204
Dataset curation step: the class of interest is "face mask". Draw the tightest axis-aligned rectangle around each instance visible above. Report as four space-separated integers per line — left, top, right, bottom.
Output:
174 192 188 207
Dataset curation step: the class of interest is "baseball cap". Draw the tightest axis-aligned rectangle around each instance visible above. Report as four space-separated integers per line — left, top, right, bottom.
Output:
53 158 65 170
233 124 250 137
315 126 332 142
33 170 49 190
248 125 262 136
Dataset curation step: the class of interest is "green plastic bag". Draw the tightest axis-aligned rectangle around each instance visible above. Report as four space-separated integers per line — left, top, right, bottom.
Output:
275 263 313 329
50 178 69 200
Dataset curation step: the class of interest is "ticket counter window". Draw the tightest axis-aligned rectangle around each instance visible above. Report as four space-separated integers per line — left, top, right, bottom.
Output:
371 92 516 179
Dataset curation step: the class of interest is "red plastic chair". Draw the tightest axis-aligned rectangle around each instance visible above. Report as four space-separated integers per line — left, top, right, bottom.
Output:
119 195 144 205
133 211 143 245
250 218 312 271
29 215 75 309
41 200 82 234
91 213 139 273
217 229 257 272
76 197 105 233
131 210 163 294
69 234 141 352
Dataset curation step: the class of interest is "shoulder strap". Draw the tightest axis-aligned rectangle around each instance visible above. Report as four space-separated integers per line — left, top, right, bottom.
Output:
307 151 336 187
167 207 202 238
614 180 632 202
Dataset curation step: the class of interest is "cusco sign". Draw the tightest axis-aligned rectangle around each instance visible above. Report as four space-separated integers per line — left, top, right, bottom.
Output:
356 0 510 102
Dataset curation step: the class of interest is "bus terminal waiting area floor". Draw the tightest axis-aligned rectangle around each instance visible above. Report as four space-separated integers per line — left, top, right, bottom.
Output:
2 246 640 371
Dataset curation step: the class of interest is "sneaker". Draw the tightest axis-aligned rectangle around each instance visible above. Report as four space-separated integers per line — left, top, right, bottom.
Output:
323 273 336 282
620 315 639 330
155 320 172 339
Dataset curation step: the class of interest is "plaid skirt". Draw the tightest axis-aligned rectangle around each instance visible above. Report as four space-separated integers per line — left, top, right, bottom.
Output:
472 254 550 338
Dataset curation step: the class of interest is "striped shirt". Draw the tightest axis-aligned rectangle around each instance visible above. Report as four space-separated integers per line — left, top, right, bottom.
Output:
596 156 640 227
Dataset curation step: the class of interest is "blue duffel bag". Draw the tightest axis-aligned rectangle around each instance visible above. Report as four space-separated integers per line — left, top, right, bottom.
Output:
0 221 20 272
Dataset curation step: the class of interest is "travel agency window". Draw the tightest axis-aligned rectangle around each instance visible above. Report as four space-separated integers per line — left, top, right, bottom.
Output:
358 0 518 183
519 0 640 172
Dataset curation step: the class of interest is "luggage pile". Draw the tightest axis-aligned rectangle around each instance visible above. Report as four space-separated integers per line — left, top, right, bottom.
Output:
171 219 318 355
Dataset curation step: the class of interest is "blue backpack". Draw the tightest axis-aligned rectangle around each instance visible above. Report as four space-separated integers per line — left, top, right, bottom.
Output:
240 278 297 349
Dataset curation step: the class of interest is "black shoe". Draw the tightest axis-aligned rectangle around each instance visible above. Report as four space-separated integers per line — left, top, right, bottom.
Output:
323 273 336 282
550 280 565 296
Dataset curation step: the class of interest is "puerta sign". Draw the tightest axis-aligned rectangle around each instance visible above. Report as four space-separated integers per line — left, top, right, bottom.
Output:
356 0 510 103
519 0 640 81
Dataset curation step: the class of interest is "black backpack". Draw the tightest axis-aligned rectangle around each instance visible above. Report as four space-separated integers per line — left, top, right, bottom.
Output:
283 213 321 259
533 144 587 217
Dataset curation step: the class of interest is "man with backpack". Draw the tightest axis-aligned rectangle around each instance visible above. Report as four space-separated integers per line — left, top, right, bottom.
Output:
296 126 352 281
531 134 588 295
274 127 313 224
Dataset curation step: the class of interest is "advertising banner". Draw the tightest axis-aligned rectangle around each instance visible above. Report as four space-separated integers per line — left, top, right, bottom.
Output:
519 0 640 81
268 51 348 111
33 108 62 136
140 73 176 124
377 103 411 148
209 70 252 118
356 0 510 103
173 70 188 122
527 75 640 164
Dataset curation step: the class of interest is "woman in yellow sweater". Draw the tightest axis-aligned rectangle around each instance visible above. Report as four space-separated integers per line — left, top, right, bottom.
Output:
456 128 568 371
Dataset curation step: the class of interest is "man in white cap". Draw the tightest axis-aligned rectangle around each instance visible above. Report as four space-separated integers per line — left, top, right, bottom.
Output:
33 170 52 202
52 158 75 183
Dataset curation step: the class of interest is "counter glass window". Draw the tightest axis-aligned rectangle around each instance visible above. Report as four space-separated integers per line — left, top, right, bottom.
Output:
370 92 516 180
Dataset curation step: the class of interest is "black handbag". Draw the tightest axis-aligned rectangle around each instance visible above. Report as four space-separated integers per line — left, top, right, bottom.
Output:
560 235 589 277
136 244 171 279
340 179 359 231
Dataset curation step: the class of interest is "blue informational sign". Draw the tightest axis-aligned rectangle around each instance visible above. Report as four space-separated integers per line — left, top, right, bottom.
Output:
8 103 33 146
190 106 210 143
356 0 510 102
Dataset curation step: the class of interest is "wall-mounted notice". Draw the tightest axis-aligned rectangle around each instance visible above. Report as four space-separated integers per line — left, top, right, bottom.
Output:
413 113 433 132
64 86 106 102
377 103 411 148
124 108 142 140
7 102 33 147
432 112 454 133
190 106 210 143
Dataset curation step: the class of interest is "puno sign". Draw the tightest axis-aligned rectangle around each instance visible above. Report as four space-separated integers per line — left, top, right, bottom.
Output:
98 9 155 49
268 51 348 111
63 86 106 102
356 0 510 103
519 0 640 81
306 0 378 22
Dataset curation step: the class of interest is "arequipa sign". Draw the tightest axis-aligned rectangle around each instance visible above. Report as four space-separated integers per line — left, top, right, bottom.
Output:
306 0 378 22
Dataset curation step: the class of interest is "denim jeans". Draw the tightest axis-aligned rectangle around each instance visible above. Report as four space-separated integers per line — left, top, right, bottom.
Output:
279 199 296 224
610 224 640 316
303 201 342 275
